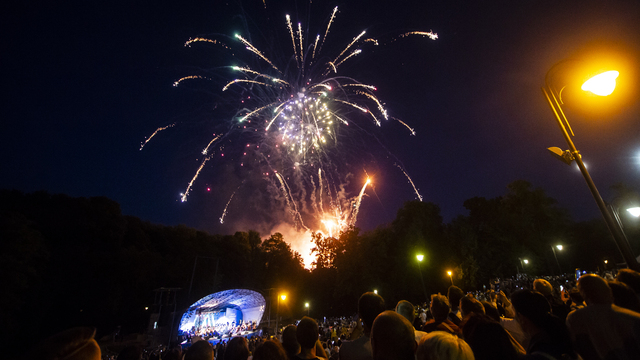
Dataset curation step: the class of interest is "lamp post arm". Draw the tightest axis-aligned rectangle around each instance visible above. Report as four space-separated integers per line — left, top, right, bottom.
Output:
542 86 640 272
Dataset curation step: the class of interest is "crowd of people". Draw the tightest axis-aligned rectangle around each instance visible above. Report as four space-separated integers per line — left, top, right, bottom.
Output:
184 321 259 342
23 269 640 360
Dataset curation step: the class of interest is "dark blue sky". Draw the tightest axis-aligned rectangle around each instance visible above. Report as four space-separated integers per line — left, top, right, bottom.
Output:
3 0 640 240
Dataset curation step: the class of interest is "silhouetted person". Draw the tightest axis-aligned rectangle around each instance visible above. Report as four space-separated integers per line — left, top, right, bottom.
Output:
446 286 464 326
254 340 289 360
416 331 474 360
282 324 301 360
340 292 385 360
566 274 640 360
186 339 215 360
25 327 101 360
511 289 576 359
370 311 415 360
395 300 427 343
296 317 325 360
225 337 250 360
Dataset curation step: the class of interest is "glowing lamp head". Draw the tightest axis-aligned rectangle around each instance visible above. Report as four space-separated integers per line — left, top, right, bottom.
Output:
280 294 287 301
604 260 608 264
305 302 309 308
627 207 640 217
373 289 378 294
416 254 424 262
366 178 371 184
523 259 529 264
581 70 619 96
556 245 563 250
447 271 452 276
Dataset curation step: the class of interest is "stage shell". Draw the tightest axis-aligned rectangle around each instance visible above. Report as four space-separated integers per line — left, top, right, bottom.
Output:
178 289 266 332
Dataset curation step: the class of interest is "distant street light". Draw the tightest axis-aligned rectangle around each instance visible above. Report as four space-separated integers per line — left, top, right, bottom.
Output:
518 258 529 274
551 245 563 273
305 302 309 316
373 289 378 295
447 270 453 286
543 59 640 271
275 293 287 335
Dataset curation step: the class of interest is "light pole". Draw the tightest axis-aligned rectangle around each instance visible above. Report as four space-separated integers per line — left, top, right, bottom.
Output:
447 271 453 286
275 294 286 336
416 254 428 301
551 245 563 274
543 62 640 271
518 258 529 274
305 302 309 316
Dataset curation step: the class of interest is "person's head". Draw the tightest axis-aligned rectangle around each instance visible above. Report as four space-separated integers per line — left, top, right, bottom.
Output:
608 280 640 312
568 288 584 305
296 317 319 350
25 327 101 360
461 314 517 360
480 301 500 322
616 269 640 294
447 286 464 311
510 290 574 356
224 337 250 360
281 324 300 356
370 311 416 360
533 279 553 297
253 340 288 360
430 295 451 322
459 296 484 318
510 290 551 332
186 340 214 360
578 274 613 305
395 300 416 323
416 331 474 360
358 292 386 331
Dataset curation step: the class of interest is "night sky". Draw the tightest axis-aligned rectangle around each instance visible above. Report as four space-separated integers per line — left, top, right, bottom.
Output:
3 0 640 248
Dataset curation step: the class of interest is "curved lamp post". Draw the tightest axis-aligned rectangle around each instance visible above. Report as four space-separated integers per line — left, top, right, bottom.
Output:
543 61 640 271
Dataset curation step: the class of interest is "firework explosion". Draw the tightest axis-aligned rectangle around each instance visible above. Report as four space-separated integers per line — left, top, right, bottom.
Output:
146 6 435 263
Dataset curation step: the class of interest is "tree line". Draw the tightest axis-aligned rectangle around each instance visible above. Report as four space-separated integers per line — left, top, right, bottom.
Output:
1 180 638 351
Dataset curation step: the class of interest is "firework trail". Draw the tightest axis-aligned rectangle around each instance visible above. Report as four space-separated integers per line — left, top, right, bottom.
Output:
395 163 423 201
167 6 436 233
350 178 371 227
219 189 237 224
181 157 210 202
392 117 416 136
396 31 439 41
140 124 175 150
202 133 223 155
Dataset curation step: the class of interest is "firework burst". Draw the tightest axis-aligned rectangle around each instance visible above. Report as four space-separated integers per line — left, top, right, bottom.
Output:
148 5 434 241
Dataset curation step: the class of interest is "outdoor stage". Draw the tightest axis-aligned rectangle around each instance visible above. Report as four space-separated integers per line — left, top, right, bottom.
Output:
177 289 266 346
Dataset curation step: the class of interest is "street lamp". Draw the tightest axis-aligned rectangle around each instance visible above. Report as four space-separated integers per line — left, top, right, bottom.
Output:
543 61 640 271
275 293 286 336
305 302 309 316
518 258 529 274
416 254 428 301
628 207 640 217
551 245 563 273
373 289 378 295
447 270 453 286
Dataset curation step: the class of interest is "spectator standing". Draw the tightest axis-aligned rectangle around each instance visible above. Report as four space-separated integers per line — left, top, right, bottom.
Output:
340 292 385 360
370 311 416 360
566 274 640 360
395 300 428 343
